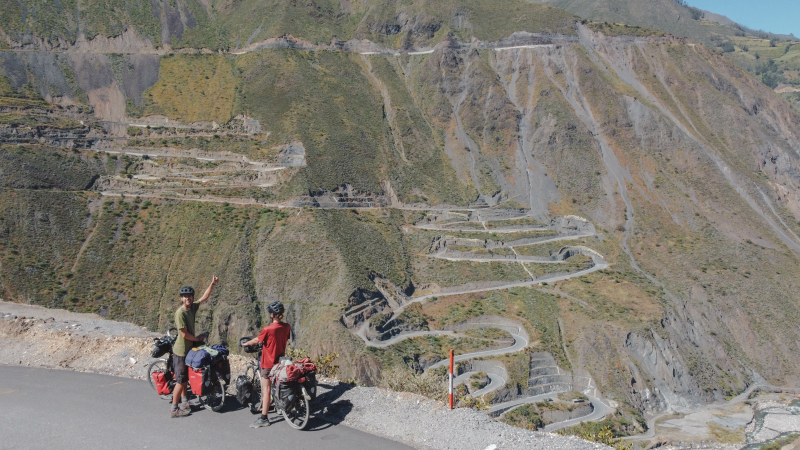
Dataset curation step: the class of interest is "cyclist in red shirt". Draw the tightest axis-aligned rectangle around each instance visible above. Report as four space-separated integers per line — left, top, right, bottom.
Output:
241 301 291 428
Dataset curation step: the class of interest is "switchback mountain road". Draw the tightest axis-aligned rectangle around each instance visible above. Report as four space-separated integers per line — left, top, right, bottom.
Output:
0 366 414 450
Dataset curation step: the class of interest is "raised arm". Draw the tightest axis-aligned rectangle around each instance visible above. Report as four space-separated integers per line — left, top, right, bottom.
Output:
196 276 219 305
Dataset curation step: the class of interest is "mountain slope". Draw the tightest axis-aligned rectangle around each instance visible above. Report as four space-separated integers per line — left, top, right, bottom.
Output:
2 1 800 437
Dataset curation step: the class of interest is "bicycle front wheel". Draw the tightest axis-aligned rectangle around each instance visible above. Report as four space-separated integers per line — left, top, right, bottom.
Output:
146 359 173 400
282 387 310 430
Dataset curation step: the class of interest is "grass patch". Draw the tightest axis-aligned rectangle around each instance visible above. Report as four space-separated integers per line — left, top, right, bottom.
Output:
501 404 544 430
707 421 745 445
137 55 236 123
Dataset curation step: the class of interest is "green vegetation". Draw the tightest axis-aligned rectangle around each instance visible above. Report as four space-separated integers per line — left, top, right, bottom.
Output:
236 50 387 194
757 433 800 450
411 256 530 287
707 421 745 445
367 333 506 370
365 57 473 204
463 327 513 341
319 209 410 291
501 404 544 430
0 0 579 55
441 230 558 241
127 133 275 160
501 392 590 430
0 189 90 309
0 146 104 190
587 21 665 37
425 288 570 369
559 424 633 450
380 363 485 406
513 240 588 257
138 55 237 123
722 36 800 90
559 408 645 447
485 217 544 229
217 0 577 51
1 0 161 45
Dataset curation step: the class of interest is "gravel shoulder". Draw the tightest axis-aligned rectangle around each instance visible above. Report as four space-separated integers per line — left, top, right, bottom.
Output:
0 300 610 450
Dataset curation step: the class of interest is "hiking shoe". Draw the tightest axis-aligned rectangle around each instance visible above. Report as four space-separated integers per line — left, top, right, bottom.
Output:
250 417 270 428
171 408 191 418
179 402 192 413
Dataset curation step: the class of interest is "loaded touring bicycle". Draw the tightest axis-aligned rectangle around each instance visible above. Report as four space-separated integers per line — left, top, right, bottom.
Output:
147 328 231 412
236 336 317 430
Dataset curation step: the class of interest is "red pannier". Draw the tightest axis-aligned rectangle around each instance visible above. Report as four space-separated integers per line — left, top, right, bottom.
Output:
294 358 318 401
294 358 317 375
188 367 205 395
151 371 172 395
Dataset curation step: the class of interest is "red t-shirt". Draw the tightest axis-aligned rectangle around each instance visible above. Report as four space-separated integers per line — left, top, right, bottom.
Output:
257 322 291 370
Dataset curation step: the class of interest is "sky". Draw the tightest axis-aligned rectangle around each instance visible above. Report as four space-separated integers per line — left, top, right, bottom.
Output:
687 0 799 37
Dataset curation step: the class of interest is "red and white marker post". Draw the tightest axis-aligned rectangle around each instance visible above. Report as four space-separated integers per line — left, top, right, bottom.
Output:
448 349 454 410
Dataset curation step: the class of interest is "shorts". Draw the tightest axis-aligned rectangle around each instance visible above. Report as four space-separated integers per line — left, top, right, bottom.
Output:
173 354 188 384
260 367 272 379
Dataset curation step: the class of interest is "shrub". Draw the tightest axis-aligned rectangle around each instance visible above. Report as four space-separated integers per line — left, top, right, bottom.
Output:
286 347 340 378
502 404 545 430
380 365 448 402
560 425 632 450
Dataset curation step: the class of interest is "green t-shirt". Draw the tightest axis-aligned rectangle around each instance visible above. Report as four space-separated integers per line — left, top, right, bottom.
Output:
173 303 200 357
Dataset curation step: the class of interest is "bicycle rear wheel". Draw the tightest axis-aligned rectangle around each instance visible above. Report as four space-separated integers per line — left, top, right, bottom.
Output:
281 387 310 430
146 359 173 400
202 376 226 412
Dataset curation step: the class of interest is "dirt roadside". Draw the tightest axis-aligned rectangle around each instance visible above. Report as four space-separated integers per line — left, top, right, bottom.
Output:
0 300 252 380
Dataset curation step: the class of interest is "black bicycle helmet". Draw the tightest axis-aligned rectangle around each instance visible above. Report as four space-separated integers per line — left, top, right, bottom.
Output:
179 286 195 296
267 301 284 315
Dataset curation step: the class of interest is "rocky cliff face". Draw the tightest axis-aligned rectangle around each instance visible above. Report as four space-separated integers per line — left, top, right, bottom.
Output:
2 2 800 421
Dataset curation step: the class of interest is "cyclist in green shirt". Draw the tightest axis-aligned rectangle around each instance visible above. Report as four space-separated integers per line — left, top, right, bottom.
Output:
171 275 218 418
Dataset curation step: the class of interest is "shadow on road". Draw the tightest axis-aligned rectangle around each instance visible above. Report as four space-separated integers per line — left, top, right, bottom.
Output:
194 382 356 430
312 382 355 426
205 396 248 414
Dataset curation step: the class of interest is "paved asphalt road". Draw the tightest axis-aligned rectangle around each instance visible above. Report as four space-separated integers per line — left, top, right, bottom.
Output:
0 366 414 450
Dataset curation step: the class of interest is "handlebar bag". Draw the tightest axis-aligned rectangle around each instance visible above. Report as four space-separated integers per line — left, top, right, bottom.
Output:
151 338 172 358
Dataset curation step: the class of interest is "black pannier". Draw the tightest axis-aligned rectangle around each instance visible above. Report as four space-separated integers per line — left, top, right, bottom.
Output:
235 375 254 405
302 371 317 401
274 381 298 411
213 356 231 385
